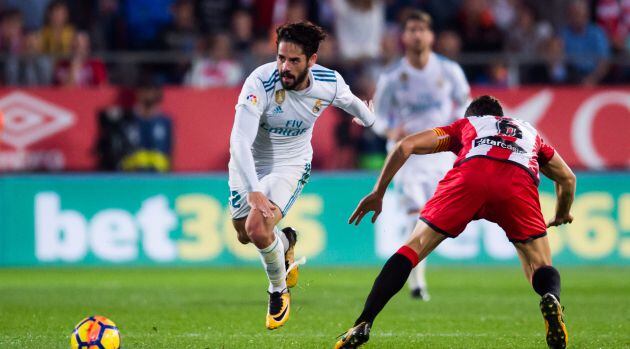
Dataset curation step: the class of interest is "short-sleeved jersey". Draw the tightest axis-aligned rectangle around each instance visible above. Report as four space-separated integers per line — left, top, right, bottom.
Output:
434 115 555 182
374 53 470 140
230 62 358 170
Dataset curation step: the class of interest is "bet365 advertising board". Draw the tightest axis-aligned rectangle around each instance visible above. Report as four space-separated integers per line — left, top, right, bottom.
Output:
0 173 628 266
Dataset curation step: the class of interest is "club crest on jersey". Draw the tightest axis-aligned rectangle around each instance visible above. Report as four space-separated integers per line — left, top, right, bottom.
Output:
436 77 444 88
246 94 258 105
496 119 523 138
275 89 285 104
312 99 322 113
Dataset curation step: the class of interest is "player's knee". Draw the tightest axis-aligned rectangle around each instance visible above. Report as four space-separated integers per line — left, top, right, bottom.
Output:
245 219 269 243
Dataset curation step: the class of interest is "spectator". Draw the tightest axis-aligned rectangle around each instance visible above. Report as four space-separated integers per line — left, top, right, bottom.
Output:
490 0 518 32
53 31 107 86
5 31 53 86
332 0 385 61
195 0 239 34
457 0 503 52
523 36 570 84
596 0 630 52
231 9 254 56
89 0 126 51
505 4 553 55
122 0 172 49
560 0 611 85
240 35 276 75
0 9 24 55
434 30 462 60
542 36 570 84
1 0 51 31
475 59 511 87
40 0 75 56
286 0 309 23
120 83 173 172
97 83 173 172
185 33 244 88
160 0 199 53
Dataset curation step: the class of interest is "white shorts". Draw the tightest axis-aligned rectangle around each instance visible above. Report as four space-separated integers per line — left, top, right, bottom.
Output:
228 163 311 219
392 152 454 212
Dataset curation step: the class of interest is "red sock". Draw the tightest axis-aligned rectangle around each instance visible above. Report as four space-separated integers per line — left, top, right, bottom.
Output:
396 245 419 267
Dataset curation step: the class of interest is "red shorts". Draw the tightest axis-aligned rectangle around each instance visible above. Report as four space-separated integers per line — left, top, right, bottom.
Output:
420 157 547 243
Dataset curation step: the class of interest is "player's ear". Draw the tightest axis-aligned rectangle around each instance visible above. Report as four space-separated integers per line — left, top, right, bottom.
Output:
308 53 317 68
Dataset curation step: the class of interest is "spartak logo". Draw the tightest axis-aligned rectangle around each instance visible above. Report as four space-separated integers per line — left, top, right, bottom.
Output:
0 91 75 149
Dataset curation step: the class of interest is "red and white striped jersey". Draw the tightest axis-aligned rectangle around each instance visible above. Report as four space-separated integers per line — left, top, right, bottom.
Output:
434 115 555 182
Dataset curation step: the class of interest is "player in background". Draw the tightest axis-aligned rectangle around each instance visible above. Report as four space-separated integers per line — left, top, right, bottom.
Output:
335 96 575 349
229 21 375 330
372 11 470 301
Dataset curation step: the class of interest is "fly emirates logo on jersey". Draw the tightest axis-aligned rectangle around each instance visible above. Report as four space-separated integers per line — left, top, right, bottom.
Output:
260 119 309 137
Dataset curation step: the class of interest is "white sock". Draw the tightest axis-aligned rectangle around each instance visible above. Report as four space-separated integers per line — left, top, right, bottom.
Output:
274 226 290 253
258 235 287 293
413 259 428 289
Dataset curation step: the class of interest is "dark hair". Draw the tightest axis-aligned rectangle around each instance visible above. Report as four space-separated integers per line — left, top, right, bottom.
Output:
276 21 327 58
44 0 68 25
401 10 433 31
464 95 504 117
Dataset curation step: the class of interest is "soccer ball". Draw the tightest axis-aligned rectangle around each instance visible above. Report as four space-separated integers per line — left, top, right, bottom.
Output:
70 316 121 349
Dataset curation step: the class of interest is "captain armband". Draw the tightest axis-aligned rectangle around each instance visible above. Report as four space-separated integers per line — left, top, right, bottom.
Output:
432 128 451 153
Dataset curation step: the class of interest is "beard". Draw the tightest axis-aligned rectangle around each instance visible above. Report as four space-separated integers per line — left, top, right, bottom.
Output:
281 67 309 90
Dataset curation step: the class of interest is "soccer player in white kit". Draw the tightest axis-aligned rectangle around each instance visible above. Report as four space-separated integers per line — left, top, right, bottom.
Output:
372 11 470 300
228 22 375 330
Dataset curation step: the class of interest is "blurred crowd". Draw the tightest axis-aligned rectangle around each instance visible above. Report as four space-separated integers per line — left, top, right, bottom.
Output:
0 0 629 89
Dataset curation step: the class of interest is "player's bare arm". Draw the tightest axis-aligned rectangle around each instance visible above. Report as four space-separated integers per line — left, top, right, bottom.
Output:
349 129 439 225
540 152 577 227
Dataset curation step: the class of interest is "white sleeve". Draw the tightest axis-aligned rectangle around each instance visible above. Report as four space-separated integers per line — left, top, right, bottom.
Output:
331 71 375 127
448 62 471 121
371 74 394 136
229 75 268 193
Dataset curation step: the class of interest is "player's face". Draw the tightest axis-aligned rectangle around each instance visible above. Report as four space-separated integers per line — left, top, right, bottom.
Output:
277 41 316 90
402 20 434 54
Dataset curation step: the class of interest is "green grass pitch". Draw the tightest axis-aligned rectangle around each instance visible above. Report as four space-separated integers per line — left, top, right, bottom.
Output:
0 266 628 348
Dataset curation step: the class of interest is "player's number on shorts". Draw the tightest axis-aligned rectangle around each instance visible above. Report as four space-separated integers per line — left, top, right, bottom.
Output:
229 191 242 208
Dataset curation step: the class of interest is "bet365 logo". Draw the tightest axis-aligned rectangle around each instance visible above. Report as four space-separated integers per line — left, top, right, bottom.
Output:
34 192 325 263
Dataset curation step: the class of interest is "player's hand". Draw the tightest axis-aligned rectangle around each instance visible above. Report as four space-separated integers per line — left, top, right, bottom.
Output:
352 100 374 126
365 99 374 113
546 213 574 227
247 191 277 219
349 191 383 225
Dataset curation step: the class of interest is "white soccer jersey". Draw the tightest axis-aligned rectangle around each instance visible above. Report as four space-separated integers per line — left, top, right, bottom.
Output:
373 53 470 142
228 62 374 195
372 54 470 210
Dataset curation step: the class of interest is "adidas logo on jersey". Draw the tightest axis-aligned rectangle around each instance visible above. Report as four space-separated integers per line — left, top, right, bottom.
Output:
271 106 283 116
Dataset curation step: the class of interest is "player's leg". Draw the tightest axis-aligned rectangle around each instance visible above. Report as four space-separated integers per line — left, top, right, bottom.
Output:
335 221 446 349
232 217 292 251
245 206 293 330
513 236 567 349
486 162 567 349
404 212 429 300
